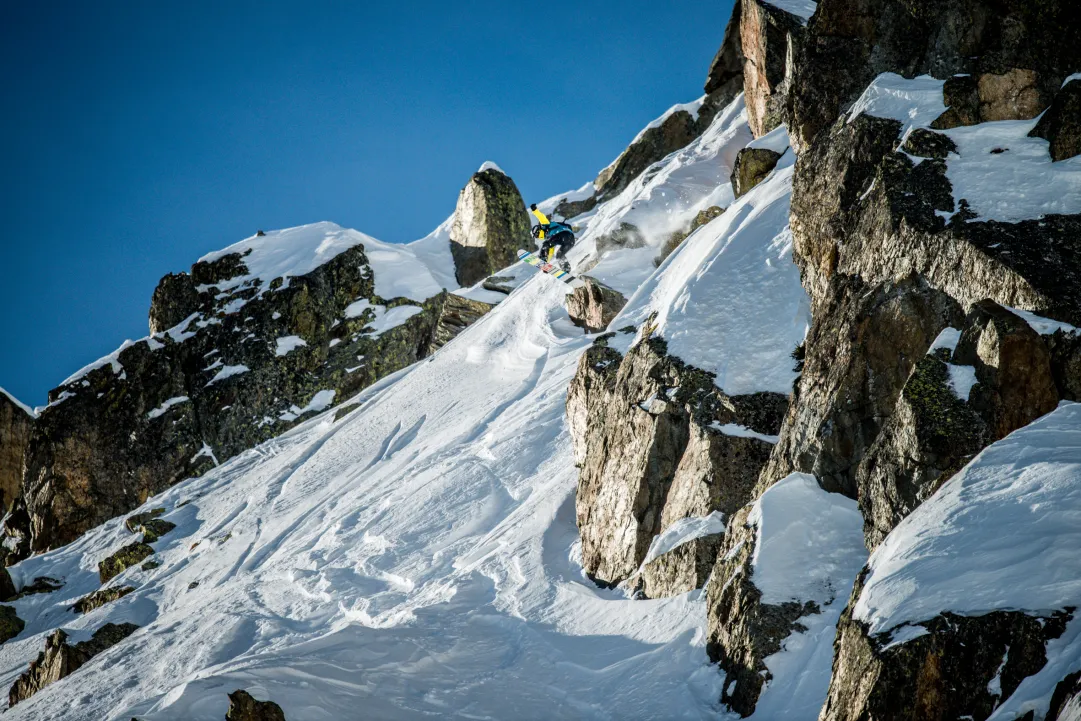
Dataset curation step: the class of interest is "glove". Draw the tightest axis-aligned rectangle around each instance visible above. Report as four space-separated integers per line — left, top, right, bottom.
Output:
530 204 537 211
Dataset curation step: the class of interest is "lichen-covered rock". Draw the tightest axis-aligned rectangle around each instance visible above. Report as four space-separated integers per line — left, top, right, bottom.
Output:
731 147 783 198
856 348 987 549
0 391 33 515
1030 78 1081 161
11 239 477 557
762 274 963 498
820 574 1071 721
99 542 154 584
9 623 139 706
739 0 804 137
449 168 531 287
71 586 135 614
565 277 627 333
568 332 785 589
124 508 165 534
429 293 494 351
139 519 176 544
227 689 287 721
0 605 24 644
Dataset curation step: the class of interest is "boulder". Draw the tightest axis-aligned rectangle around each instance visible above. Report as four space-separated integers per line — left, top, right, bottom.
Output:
0 390 33 517
99 542 154 584
429 293 494 351
932 69 1050 128
449 167 531 287
1030 78 1081 161
731 147 782 198
227 690 287 721
71 586 135 614
565 277 627 333
9 623 139 706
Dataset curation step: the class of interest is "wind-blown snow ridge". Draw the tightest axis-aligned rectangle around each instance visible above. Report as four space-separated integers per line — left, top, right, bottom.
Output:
855 401 1081 635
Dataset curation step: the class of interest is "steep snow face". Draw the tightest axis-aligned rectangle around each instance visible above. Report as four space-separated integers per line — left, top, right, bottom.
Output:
0 278 727 720
612 153 810 395
855 401 1081 635
556 95 754 294
200 221 447 301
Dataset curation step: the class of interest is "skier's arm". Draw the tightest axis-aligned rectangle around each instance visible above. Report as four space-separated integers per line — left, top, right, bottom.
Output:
530 204 549 226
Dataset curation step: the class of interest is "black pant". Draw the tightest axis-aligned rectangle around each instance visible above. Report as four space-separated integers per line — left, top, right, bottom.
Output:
540 231 575 260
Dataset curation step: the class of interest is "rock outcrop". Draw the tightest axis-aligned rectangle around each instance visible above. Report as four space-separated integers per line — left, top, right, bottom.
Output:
449 167 531 287
9 232 484 558
1030 78 1081 162
227 690 288 721
565 277 627 333
821 575 1071 721
71 586 135 614
430 294 494 351
567 330 785 593
0 391 33 518
739 0 805 137
9 623 139 706
0 605 24 644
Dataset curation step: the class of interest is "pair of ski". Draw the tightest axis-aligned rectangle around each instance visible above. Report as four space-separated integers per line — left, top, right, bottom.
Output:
517 249 578 285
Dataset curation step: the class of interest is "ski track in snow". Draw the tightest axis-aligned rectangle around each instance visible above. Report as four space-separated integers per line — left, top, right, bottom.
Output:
0 276 729 721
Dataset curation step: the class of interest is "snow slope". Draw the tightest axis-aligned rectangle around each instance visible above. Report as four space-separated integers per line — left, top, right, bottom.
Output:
0 277 729 721
855 401 1081 635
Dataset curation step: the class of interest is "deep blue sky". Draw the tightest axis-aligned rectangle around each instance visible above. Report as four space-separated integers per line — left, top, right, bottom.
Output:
0 1 733 407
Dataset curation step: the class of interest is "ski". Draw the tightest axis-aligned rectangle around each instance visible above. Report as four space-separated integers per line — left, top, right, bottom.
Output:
517 249 578 284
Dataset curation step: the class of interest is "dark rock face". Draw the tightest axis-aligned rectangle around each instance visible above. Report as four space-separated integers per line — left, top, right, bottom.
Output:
10 241 473 558
637 533 723 599
9 623 139 706
99 542 154 584
0 392 33 518
565 277 627 333
731 147 783 198
786 0 1081 152
932 69 1050 129
71 586 135 614
740 0 805 137
704 0 746 99
567 331 785 590
706 506 818 716
429 294 494 352
0 605 24 644
227 689 287 721
449 168 531 287
1030 79 1081 161
594 111 701 200
821 574 1071 721
1048 670 1081 721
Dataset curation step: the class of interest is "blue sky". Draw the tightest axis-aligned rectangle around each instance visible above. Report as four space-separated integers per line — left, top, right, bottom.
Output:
0 0 733 407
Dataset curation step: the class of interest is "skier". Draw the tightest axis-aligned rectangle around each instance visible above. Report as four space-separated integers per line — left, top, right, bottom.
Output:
530 204 575 270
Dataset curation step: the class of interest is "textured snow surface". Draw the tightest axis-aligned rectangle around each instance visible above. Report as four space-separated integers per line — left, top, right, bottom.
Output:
748 473 867 607
0 386 37 418
199 221 445 302
855 402 1081 635
850 72 1081 222
612 153 810 395
642 512 726 565
0 278 728 721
